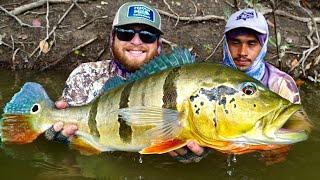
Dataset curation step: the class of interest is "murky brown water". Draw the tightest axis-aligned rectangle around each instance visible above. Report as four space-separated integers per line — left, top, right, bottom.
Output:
0 69 319 179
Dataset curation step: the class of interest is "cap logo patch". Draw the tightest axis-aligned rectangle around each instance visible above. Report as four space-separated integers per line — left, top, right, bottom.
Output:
236 11 254 21
128 5 155 22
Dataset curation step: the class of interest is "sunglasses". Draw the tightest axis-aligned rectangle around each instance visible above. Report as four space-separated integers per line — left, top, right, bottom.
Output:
115 28 159 44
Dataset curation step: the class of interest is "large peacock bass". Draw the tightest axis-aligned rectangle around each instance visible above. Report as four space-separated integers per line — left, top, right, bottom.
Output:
0 48 311 155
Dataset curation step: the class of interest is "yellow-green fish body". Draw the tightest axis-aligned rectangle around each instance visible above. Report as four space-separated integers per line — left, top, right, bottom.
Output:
1 48 311 155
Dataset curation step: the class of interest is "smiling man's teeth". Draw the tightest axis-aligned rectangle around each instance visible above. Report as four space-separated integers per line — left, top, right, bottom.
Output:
129 50 143 54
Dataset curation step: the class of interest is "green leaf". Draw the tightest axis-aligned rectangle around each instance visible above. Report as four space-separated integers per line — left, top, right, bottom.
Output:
268 36 277 47
74 50 81 56
203 43 213 51
223 8 231 20
287 43 296 49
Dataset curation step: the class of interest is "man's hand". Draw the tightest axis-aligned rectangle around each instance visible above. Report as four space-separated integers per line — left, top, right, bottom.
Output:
55 100 69 109
44 100 78 143
168 141 210 163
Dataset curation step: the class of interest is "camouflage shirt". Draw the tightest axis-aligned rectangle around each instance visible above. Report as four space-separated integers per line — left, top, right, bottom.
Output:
61 60 130 106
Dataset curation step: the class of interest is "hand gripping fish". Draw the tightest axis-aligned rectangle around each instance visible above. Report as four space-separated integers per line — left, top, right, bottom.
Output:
0 48 312 155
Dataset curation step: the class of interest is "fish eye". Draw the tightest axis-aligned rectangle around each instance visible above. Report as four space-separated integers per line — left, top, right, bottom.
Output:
241 82 257 95
30 103 41 114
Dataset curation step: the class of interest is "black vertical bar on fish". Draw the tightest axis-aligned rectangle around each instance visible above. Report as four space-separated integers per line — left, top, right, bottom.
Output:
162 67 180 110
141 91 146 106
88 96 101 137
118 82 134 143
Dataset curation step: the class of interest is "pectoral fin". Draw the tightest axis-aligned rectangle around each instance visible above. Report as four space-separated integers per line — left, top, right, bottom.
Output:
117 107 190 154
140 139 188 154
117 106 183 142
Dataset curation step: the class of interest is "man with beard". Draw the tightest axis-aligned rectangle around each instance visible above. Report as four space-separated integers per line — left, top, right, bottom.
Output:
45 1 208 163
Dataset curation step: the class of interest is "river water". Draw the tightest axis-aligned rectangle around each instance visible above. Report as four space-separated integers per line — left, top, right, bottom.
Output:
0 69 319 179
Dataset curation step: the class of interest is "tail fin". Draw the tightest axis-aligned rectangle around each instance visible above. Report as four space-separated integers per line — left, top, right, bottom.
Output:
1 82 53 144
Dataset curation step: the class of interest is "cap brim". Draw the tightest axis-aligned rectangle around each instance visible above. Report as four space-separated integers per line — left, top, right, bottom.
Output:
225 25 267 34
114 21 163 35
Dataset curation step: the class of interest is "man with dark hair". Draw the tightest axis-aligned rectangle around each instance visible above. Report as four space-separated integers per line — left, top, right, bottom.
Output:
223 8 300 104
222 9 301 164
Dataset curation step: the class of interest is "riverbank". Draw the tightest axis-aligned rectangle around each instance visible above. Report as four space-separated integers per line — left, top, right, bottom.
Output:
0 1 319 82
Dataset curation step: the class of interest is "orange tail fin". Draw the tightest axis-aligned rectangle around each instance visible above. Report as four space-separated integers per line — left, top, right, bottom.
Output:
1 114 40 144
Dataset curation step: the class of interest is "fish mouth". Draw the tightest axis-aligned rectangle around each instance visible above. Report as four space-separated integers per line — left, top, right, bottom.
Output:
272 108 312 143
227 103 310 145
207 103 309 154
255 103 309 144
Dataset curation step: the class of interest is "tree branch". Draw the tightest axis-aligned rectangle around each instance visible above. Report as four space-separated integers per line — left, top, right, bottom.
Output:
0 5 43 28
157 9 225 22
9 0 89 15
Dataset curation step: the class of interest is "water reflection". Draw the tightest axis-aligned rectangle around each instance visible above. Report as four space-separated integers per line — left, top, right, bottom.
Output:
0 69 319 179
2 141 245 179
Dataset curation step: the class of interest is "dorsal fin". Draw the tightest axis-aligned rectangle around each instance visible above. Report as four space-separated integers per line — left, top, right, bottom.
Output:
127 47 195 82
103 47 195 92
102 76 126 93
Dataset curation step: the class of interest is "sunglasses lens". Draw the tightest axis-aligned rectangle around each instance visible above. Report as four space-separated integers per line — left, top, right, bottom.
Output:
139 31 158 43
115 28 159 43
116 28 135 41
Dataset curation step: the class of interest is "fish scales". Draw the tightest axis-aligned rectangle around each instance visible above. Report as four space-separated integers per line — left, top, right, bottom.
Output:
93 64 246 149
94 68 180 150
1 48 311 155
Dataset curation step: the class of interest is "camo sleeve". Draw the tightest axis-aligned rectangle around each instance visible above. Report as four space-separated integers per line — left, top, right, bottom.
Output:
60 60 112 106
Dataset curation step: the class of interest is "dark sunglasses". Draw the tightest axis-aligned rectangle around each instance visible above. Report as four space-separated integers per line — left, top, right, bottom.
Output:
115 28 159 44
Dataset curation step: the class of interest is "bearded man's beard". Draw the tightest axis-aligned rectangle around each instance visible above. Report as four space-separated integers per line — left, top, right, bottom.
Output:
112 45 158 72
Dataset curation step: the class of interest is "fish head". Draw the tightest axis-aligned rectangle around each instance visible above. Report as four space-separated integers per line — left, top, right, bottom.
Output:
185 73 309 150
1 82 54 144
